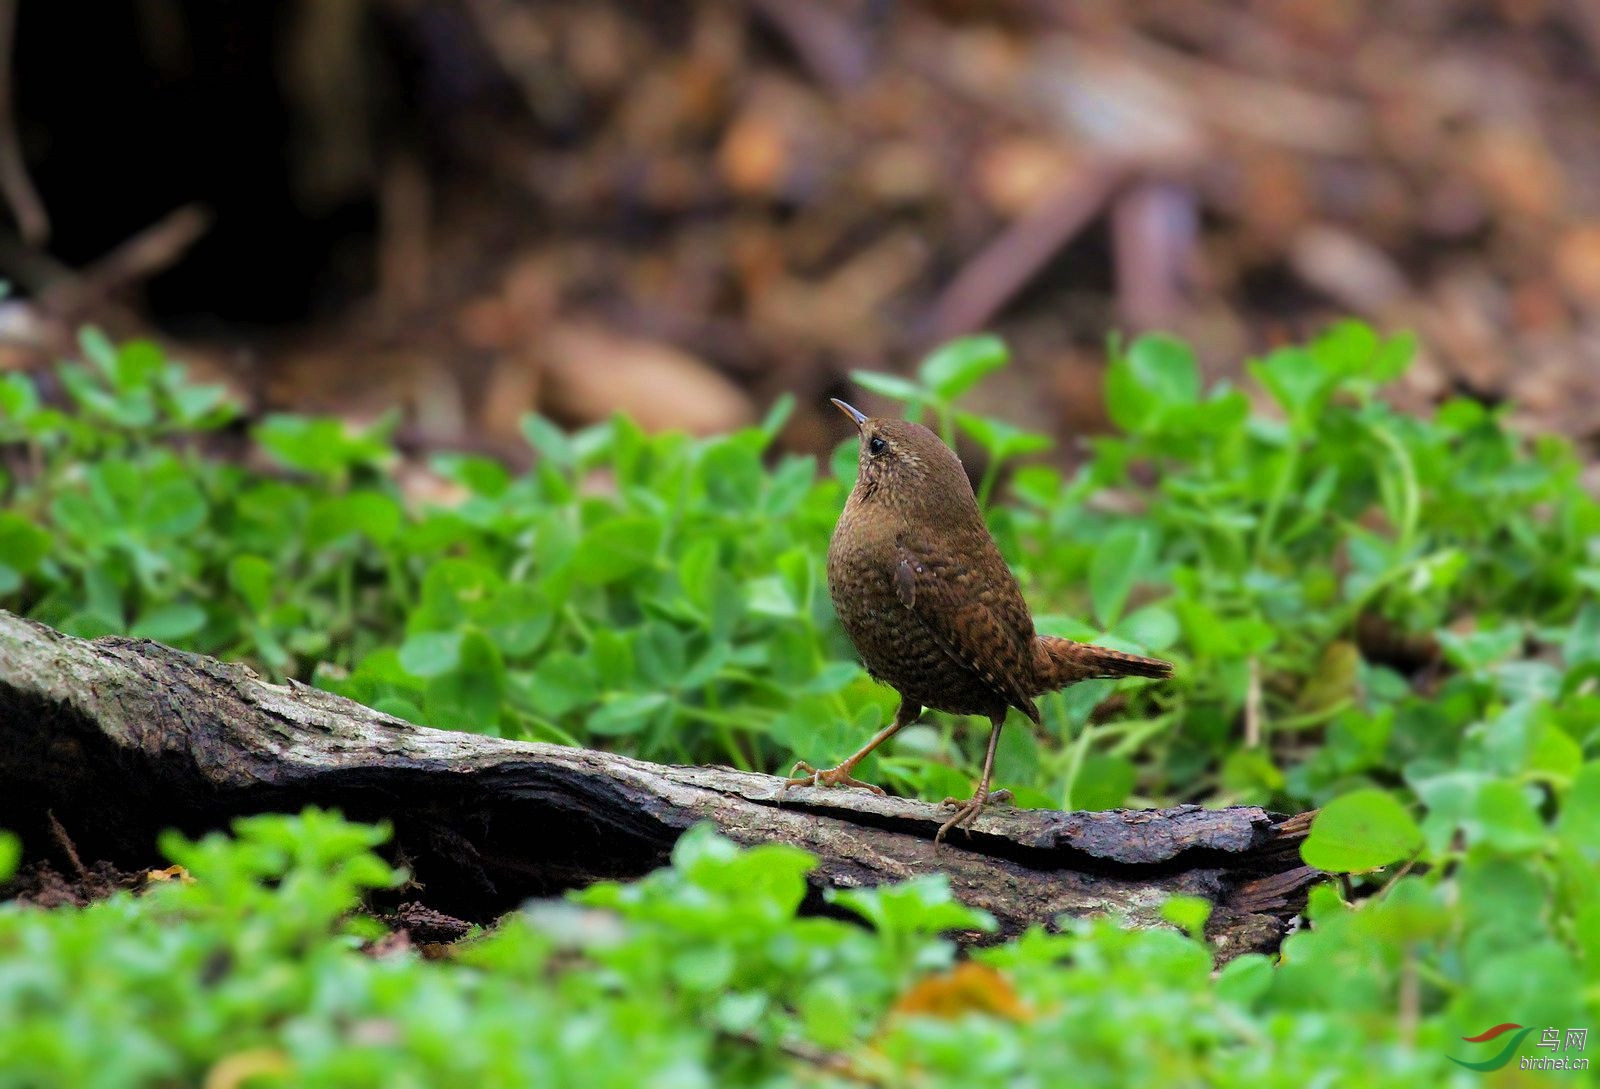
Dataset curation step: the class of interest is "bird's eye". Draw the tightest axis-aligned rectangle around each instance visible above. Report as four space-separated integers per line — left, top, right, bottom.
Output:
867 436 887 455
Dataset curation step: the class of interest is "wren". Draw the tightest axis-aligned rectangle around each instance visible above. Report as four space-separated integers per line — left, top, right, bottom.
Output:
788 398 1173 843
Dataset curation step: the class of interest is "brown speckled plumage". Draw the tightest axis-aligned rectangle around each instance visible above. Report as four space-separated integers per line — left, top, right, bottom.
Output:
788 400 1173 842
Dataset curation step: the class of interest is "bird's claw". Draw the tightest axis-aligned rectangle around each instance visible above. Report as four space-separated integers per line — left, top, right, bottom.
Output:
934 787 1012 844
780 760 887 795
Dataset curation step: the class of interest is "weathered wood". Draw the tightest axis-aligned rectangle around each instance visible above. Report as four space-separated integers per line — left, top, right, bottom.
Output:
0 611 1319 955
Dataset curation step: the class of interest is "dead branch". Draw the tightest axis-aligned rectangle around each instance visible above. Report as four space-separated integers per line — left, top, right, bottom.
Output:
0 0 47 245
927 167 1119 344
0 612 1318 956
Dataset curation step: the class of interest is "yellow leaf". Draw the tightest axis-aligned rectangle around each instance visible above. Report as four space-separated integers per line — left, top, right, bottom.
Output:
890 962 1030 1023
1293 640 1360 718
204 1049 290 1089
144 865 193 885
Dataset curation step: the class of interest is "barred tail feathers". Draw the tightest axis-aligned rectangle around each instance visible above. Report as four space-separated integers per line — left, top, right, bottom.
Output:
1033 635 1173 688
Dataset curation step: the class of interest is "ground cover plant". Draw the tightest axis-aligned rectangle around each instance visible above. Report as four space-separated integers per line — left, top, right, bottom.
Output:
1 325 1596 1085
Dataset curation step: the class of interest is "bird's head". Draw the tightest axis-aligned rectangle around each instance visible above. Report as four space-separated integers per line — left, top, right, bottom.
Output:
831 398 976 512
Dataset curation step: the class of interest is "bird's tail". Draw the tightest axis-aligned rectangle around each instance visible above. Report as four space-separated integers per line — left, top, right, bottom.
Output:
1033 635 1173 688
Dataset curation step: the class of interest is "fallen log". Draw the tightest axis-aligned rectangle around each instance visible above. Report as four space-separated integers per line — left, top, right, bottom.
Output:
0 611 1319 956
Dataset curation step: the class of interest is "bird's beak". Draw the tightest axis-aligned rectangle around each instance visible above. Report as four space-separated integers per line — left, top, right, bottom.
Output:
830 398 868 429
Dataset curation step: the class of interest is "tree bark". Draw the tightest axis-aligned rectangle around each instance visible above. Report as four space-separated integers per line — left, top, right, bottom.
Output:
0 611 1318 956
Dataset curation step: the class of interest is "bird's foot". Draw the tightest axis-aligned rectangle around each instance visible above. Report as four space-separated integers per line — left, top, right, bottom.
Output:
935 786 1013 844
781 760 887 795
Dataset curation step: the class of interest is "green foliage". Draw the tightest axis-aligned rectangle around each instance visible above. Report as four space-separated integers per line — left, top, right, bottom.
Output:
1301 789 1422 872
0 812 1560 1087
3 324 1598 1083
1 345 858 772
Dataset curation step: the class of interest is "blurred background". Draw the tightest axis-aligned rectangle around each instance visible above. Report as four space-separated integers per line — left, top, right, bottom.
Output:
3 0 1599 462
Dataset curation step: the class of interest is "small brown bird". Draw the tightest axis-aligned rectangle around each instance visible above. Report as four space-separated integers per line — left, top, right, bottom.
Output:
790 398 1173 843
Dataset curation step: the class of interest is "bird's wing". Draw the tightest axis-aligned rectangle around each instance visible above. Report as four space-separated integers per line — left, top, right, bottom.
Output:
895 534 1039 719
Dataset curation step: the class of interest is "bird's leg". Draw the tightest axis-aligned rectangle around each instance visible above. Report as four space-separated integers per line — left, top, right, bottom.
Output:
784 697 921 794
936 716 1013 844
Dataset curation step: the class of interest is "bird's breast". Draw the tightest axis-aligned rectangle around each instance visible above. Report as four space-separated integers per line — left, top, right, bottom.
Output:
826 507 1006 716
